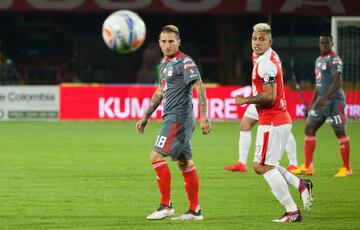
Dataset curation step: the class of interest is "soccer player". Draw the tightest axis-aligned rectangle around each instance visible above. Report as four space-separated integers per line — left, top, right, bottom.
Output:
235 23 313 222
291 34 351 177
136 25 212 221
224 104 298 172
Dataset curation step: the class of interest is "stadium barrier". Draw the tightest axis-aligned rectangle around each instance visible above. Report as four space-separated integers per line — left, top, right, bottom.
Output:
0 85 358 121
0 86 58 120
59 85 360 120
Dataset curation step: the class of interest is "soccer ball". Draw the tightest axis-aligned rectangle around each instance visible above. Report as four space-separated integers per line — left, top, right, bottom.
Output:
102 10 146 53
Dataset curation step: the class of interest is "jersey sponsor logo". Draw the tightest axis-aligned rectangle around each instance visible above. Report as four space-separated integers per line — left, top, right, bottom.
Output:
168 69 173 76
315 70 321 86
308 109 318 117
321 63 326 70
166 67 173 77
183 57 192 63
337 65 342 73
332 57 342 65
188 69 198 78
184 62 196 69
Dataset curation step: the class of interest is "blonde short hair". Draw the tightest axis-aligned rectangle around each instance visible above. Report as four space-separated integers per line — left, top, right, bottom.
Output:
161 25 180 40
253 23 271 33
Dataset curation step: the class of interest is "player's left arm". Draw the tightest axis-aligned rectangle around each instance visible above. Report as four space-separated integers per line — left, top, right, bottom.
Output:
235 83 276 106
193 79 212 135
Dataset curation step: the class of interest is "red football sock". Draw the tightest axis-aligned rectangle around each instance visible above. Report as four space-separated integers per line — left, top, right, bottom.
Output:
182 165 199 212
304 135 316 168
152 160 171 206
338 136 350 170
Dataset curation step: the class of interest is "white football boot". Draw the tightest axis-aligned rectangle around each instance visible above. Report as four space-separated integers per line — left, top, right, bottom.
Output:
171 210 203 221
299 179 314 211
146 204 175 220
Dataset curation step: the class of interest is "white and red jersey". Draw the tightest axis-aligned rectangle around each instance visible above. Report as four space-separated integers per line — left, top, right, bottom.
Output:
251 48 291 126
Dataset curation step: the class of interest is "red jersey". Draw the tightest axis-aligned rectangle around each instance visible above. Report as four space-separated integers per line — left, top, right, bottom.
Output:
251 48 291 126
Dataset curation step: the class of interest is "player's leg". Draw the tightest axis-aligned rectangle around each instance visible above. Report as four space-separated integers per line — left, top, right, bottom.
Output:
171 157 203 221
284 132 298 171
239 117 257 164
276 128 301 190
276 165 313 211
304 120 323 168
168 114 202 221
178 158 200 214
331 101 351 177
292 112 325 175
253 124 308 222
147 151 174 220
225 105 258 172
147 118 179 220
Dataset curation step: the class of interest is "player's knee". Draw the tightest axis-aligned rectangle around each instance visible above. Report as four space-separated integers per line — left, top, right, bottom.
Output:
150 151 164 163
305 125 315 135
177 159 192 171
334 128 346 138
240 122 252 131
177 160 187 170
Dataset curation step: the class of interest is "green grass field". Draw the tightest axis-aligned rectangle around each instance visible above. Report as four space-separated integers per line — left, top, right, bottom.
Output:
0 120 359 229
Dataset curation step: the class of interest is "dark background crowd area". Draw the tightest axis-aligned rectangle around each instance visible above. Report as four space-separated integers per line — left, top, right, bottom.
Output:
0 4 358 89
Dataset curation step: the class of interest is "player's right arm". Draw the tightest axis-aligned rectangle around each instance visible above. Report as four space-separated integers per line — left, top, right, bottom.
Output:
136 84 163 134
235 58 277 106
314 74 341 109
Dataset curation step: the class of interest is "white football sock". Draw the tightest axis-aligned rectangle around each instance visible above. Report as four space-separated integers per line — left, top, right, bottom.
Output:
239 131 251 164
263 168 298 213
276 165 300 189
285 132 298 166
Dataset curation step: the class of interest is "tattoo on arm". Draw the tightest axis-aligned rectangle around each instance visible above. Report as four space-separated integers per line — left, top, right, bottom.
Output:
246 94 272 106
246 83 275 106
144 86 163 120
194 80 207 115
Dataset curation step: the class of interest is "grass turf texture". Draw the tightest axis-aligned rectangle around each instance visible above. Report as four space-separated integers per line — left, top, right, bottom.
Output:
0 120 359 229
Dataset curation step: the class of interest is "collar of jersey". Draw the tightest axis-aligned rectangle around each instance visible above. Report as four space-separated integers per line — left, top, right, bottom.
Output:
320 50 336 59
255 48 273 64
163 50 183 61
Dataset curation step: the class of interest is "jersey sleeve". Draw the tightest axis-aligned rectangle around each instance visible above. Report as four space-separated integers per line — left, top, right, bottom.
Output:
331 56 343 76
257 59 277 84
181 57 201 84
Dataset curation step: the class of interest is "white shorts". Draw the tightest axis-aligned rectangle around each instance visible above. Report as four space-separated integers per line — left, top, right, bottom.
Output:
253 124 291 166
243 104 259 120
